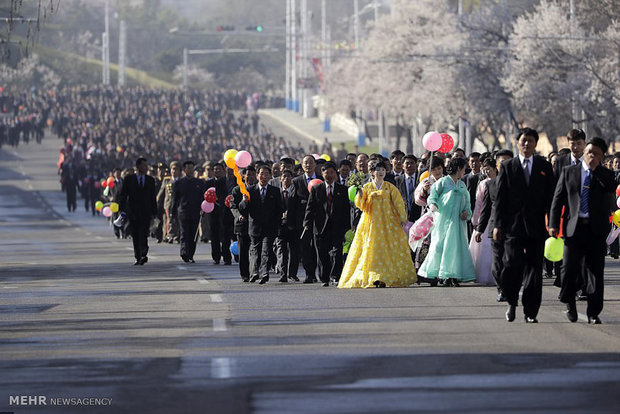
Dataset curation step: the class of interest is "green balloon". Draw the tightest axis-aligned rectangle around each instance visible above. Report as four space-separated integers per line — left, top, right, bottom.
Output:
345 230 355 242
544 237 564 262
348 185 357 203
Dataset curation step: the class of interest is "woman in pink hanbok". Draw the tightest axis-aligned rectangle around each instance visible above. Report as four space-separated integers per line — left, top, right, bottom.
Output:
469 158 496 285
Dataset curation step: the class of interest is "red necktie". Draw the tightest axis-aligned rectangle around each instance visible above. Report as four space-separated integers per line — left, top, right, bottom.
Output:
327 185 333 214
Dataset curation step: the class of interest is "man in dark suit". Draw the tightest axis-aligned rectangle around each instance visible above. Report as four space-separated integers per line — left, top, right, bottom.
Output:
494 128 556 323
171 161 207 263
206 162 234 265
275 169 300 283
292 155 323 283
230 166 257 282
394 154 421 224
119 157 158 265
551 129 587 293
549 137 615 324
303 162 351 287
463 152 482 238
475 150 513 302
239 165 284 284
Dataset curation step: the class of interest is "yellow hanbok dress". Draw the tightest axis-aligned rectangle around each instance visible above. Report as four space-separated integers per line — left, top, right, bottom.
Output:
338 180 417 288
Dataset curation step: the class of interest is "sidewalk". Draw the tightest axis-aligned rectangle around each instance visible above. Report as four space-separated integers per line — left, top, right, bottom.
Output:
260 108 355 146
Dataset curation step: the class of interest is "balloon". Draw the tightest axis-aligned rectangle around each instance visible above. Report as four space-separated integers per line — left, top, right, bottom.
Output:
419 170 429 183
95 201 104 211
345 230 355 243
225 194 233 208
102 206 112 217
308 178 322 193
613 210 620 227
438 133 454 153
224 149 238 162
422 131 442 152
235 150 252 168
109 202 119 213
107 177 115 187
47 119 52 127
116 146 123 153
230 241 239 255
617 198 620 209
101 179 108 188
201 200 215 213
320 154 331 161
94 181 100 189
348 185 357 202
544 237 564 262
204 188 217 203
312 153 320 160
103 187 110 197
616 185 620 197
66 138 73 145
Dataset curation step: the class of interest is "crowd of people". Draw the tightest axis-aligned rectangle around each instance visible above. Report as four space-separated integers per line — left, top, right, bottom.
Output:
3 86 615 325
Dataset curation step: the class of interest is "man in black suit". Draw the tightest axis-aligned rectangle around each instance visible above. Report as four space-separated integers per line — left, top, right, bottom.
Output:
550 129 587 292
239 165 284 284
275 169 300 283
475 150 513 302
494 128 556 323
463 152 482 238
171 161 207 263
292 155 323 283
206 162 233 265
303 162 351 287
394 154 421 224
119 157 158 265
230 166 257 282
549 137 615 324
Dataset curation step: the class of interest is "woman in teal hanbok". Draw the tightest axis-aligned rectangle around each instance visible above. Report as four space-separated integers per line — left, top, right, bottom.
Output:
418 157 476 286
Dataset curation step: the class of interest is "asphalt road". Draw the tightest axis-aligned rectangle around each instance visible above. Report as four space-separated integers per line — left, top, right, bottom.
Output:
1 135 620 414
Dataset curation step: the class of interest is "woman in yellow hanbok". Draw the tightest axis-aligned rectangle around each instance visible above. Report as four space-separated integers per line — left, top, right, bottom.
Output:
338 160 417 288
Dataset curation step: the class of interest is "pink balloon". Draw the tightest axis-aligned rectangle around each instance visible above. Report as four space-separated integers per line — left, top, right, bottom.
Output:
235 150 253 168
616 198 620 209
201 200 214 213
102 206 112 217
422 131 442 152
312 153 320 160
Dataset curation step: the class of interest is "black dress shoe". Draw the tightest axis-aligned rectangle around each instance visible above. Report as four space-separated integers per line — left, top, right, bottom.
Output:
224 261 232 265
373 280 386 288
242 278 250 283
140 256 148 265
188 259 195 264
588 316 602 324
289 275 300 282
134 260 141 266
181 255 190 263
279 276 288 283
322 282 330 287
250 275 260 283
566 302 578 323
303 277 316 284
505 305 516 322
213 260 220 265
496 293 507 302
258 276 269 285
524 316 538 323
429 279 438 287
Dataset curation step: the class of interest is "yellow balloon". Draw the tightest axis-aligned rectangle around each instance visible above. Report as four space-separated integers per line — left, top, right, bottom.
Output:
224 149 238 162
225 157 237 169
109 202 119 213
613 210 620 227
419 170 429 183
95 201 103 211
320 153 331 161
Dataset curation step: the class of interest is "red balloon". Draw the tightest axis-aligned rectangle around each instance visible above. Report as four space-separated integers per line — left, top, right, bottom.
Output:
204 188 217 202
101 179 108 188
616 185 620 197
307 178 322 193
225 195 233 208
437 133 454 153
107 180 115 189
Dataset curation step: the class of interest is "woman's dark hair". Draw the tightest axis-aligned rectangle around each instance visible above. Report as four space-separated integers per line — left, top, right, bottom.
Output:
446 157 467 175
368 159 387 172
482 157 497 171
429 156 444 170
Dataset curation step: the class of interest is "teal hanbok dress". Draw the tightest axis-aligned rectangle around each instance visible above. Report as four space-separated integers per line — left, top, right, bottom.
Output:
418 176 476 282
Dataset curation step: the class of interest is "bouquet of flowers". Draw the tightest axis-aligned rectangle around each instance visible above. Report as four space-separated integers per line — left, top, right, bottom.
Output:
346 172 367 188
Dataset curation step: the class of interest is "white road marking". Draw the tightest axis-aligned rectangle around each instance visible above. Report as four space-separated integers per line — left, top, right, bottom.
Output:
210 294 223 303
177 265 188 271
197 278 209 284
213 318 227 332
211 357 231 379
3 286 18 289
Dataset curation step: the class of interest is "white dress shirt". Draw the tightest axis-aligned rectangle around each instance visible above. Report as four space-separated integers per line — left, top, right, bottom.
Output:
518 154 533 177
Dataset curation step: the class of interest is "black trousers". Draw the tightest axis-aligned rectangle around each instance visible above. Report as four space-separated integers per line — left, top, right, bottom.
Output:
300 230 318 279
131 217 151 260
210 215 232 263
250 235 275 278
491 238 505 292
237 233 251 279
275 233 300 278
179 217 200 260
500 235 544 318
315 235 343 283
66 187 77 211
560 222 605 318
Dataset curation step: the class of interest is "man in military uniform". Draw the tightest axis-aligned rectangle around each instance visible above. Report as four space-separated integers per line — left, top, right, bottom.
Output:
157 161 181 243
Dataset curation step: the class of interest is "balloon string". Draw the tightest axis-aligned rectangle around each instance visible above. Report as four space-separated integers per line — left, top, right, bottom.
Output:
233 165 249 199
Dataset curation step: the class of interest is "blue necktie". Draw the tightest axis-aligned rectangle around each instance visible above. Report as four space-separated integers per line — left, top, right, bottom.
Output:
261 187 266 202
580 170 591 215
407 177 414 206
